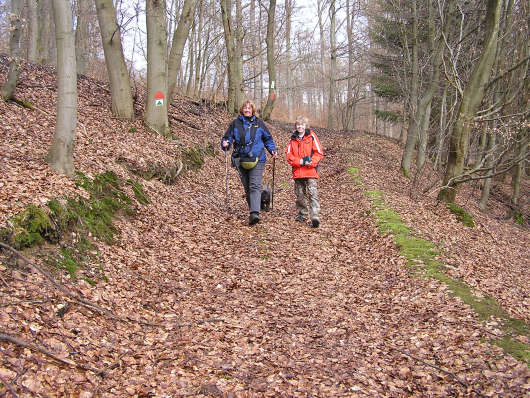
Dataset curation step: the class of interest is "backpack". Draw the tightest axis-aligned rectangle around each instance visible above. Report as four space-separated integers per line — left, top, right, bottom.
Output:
231 119 264 169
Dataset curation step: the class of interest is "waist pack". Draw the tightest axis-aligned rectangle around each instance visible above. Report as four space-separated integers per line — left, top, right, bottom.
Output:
232 120 262 170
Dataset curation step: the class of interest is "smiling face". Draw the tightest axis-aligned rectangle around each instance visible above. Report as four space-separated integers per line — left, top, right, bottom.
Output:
242 104 253 117
296 122 306 134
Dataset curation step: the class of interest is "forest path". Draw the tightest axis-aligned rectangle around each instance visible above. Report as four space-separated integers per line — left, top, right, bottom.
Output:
95 132 524 397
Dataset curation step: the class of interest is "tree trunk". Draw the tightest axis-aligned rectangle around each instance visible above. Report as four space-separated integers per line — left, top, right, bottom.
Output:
234 0 244 107
1 0 23 100
220 0 237 113
327 0 337 129
285 0 293 121
167 0 198 98
478 131 496 211
27 0 39 62
400 0 419 175
186 19 195 96
438 0 502 203
261 0 277 121
38 0 53 64
193 0 203 98
46 0 77 176
75 0 90 75
145 0 170 136
94 0 134 119
344 0 355 131
511 134 528 208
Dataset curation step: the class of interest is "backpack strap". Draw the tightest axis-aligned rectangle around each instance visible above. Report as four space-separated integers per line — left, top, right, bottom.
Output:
234 119 258 154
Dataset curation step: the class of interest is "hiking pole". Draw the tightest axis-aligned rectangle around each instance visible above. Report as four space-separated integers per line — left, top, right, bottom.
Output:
224 149 229 213
271 157 276 211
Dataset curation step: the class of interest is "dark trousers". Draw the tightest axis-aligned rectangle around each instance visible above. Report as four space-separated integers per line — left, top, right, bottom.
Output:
237 162 265 214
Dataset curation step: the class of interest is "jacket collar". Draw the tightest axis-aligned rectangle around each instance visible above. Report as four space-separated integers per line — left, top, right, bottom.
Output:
291 128 310 139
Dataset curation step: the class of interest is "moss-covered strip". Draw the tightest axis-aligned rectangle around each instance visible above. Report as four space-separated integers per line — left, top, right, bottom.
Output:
363 188 530 365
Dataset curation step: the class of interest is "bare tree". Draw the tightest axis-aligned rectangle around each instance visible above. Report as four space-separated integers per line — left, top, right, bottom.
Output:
27 0 38 62
438 0 503 203
1 0 23 100
75 0 90 75
46 0 77 176
94 0 134 119
145 0 170 135
261 0 277 121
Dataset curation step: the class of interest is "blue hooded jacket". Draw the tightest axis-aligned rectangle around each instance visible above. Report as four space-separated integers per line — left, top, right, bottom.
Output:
221 115 276 162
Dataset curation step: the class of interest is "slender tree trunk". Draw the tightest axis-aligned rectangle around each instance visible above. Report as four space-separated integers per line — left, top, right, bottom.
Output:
193 0 203 98
438 0 503 203
220 0 237 113
234 0 244 107
478 131 496 211
344 0 355 130
285 0 293 121
94 0 134 119
186 19 195 96
38 0 52 64
261 0 276 121
1 0 23 100
327 0 337 129
145 0 170 136
317 0 326 121
75 0 90 75
167 0 198 98
400 0 419 175
46 0 77 176
27 0 39 62
434 84 447 170
511 134 528 208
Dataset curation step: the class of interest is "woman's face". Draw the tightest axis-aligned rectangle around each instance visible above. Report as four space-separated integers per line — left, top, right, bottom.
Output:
242 104 253 117
296 122 306 134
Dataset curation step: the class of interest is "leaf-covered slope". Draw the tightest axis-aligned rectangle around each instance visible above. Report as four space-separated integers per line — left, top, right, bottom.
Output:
1 58 529 396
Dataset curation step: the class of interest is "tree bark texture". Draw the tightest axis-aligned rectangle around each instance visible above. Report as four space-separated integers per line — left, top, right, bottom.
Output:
75 0 90 75
1 0 23 100
27 0 39 62
220 0 237 113
145 0 170 136
400 0 419 175
47 0 77 176
438 0 502 203
327 0 337 129
94 0 134 120
168 0 198 98
261 0 277 121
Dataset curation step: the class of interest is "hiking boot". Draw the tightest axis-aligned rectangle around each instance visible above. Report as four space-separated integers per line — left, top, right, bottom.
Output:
311 218 320 228
295 215 307 222
249 212 260 225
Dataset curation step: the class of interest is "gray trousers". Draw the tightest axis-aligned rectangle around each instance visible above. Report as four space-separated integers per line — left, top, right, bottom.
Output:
294 178 320 220
237 161 265 214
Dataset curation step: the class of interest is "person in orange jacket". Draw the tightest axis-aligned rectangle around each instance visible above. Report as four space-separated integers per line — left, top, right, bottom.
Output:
285 116 324 227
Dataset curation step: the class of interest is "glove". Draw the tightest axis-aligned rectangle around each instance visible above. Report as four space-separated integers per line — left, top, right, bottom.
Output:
302 156 312 166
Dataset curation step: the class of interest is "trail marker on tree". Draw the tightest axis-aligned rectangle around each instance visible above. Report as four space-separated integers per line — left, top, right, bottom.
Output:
155 91 164 107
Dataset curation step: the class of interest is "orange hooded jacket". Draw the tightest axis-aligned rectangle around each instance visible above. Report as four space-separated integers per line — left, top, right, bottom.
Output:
285 129 324 179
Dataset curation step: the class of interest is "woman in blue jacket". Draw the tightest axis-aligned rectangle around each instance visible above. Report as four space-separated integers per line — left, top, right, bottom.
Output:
221 100 277 225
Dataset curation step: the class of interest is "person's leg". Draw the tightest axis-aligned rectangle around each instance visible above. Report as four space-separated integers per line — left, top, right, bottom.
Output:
307 178 320 227
237 166 251 207
248 162 265 215
294 179 308 220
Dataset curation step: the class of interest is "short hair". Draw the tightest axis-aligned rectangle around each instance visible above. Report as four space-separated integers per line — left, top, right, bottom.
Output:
239 100 257 116
295 115 309 127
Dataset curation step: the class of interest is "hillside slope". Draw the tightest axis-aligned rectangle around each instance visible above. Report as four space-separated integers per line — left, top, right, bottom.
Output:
1 59 529 396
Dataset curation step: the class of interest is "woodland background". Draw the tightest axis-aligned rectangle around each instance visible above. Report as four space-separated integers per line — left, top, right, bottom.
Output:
0 0 529 396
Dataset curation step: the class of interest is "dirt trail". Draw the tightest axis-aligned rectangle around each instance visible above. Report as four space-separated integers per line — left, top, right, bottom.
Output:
79 132 526 397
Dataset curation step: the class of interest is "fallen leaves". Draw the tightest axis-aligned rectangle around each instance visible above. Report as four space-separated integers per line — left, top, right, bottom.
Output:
0 58 529 397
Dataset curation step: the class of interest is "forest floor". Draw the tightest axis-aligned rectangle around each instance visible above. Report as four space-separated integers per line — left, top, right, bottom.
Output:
0 58 529 397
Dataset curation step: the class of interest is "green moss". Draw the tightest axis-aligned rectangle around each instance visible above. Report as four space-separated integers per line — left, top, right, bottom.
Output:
348 166 362 185
367 191 530 366
401 168 410 179
513 210 524 226
492 338 530 364
127 179 151 205
56 248 79 278
184 146 205 169
9 205 52 249
446 203 475 228
128 128 137 133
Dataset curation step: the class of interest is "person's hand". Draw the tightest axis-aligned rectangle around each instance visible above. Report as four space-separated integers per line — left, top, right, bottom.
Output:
302 156 312 166
271 151 278 159
221 140 229 151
